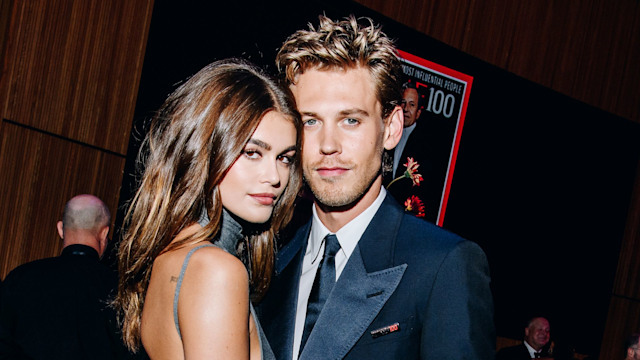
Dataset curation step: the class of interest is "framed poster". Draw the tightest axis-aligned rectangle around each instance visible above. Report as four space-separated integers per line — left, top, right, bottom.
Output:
386 49 473 226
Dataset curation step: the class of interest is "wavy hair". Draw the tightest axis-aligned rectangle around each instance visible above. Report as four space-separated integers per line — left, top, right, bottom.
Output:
113 58 302 351
276 15 403 118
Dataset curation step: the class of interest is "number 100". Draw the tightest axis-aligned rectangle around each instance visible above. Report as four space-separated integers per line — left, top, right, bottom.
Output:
425 88 456 118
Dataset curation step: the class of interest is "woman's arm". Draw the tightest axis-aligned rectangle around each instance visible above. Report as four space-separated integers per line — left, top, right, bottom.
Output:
177 247 250 359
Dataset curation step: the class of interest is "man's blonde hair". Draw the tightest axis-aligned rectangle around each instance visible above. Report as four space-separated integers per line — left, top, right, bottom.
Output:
276 15 402 118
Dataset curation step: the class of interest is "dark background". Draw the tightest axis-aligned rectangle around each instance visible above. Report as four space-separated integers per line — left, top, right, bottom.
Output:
112 0 640 356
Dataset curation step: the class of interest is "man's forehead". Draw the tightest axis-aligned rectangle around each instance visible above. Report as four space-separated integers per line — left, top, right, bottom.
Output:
404 88 419 98
530 318 550 328
291 67 375 97
289 67 386 121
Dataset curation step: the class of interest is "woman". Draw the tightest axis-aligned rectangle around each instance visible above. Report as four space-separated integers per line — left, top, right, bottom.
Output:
113 59 301 359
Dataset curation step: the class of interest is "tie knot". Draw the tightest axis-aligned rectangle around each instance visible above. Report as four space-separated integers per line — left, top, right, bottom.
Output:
323 234 341 258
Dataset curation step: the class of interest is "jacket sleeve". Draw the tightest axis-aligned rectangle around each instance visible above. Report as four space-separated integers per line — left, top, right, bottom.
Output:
420 240 495 360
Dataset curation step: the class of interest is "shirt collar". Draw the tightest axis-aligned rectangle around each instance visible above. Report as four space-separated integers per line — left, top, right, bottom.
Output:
307 187 387 261
523 341 539 358
404 122 417 134
61 244 99 260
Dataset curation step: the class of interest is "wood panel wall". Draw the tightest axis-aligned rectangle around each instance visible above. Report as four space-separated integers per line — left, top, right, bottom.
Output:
0 0 638 357
0 0 153 278
354 0 640 125
351 0 640 358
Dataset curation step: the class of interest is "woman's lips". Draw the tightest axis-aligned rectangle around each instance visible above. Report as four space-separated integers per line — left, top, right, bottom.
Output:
250 193 276 205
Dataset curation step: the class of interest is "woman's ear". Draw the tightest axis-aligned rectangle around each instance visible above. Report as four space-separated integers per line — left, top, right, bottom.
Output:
383 105 404 151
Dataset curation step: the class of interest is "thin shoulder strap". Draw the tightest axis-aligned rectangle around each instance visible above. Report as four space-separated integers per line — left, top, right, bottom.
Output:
173 243 216 339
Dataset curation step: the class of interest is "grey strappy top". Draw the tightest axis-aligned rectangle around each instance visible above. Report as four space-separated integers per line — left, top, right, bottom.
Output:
172 210 275 360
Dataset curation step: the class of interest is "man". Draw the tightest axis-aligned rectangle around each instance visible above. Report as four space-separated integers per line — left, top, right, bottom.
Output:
625 334 640 360
0 194 125 359
258 15 494 359
384 81 438 221
391 81 424 178
496 317 553 359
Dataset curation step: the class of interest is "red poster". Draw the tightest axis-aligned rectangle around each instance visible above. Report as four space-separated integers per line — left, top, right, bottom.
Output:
386 50 473 226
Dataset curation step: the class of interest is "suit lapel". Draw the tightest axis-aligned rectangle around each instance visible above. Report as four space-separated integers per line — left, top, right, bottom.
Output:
359 194 404 272
266 222 311 360
300 196 407 360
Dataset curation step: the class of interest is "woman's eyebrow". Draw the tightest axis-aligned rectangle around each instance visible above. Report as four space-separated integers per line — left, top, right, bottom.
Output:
280 145 297 154
247 138 271 150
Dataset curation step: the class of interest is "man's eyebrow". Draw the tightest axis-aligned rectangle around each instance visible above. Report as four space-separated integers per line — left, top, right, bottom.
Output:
247 138 271 150
300 109 370 117
338 108 370 117
300 111 318 118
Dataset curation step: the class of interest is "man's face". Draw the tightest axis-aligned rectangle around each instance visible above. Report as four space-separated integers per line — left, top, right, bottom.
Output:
628 344 640 360
524 318 551 351
290 67 387 208
401 87 421 127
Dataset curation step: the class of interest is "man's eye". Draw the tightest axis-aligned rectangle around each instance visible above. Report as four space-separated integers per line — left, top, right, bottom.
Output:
344 118 359 125
303 119 318 126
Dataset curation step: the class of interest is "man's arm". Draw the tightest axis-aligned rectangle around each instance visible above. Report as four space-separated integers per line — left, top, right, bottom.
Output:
421 240 495 360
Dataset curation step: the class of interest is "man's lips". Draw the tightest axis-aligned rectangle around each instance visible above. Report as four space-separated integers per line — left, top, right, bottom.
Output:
250 193 276 205
316 167 349 177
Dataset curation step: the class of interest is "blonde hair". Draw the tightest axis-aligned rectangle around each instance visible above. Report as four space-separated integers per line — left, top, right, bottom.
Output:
276 15 402 118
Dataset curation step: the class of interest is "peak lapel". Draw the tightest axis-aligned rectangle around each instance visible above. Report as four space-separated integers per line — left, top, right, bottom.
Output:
299 245 407 360
262 221 310 360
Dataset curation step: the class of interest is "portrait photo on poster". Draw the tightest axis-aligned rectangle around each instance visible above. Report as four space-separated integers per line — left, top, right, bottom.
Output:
385 49 473 226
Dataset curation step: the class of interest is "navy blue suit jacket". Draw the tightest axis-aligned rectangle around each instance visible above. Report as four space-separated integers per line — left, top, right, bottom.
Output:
258 194 495 359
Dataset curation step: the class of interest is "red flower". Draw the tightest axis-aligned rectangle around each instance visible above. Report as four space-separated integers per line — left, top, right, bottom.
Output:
402 157 423 186
387 157 423 188
404 195 425 218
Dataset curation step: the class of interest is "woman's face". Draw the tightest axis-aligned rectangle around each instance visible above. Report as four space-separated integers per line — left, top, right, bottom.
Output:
219 111 297 224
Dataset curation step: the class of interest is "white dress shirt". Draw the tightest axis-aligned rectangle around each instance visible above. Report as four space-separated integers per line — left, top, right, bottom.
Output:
291 187 388 359
524 340 540 358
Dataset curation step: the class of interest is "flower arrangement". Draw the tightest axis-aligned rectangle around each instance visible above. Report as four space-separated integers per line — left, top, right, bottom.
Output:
386 157 426 218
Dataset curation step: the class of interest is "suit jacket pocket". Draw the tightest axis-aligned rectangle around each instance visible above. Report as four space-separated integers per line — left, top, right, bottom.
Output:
356 316 417 346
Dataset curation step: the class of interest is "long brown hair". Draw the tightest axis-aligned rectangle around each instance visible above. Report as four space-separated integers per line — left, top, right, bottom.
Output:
113 58 301 351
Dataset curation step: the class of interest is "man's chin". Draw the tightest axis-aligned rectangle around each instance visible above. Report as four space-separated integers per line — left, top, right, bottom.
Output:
305 169 381 210
312 191 356 209
309 182 372 212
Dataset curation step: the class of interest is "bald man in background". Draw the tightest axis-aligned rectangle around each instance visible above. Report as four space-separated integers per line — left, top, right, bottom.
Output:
497 317 553 359
625 334 640 360
0 194 127 359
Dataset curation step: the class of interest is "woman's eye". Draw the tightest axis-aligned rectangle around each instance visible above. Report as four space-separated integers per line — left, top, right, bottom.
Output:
278 154 293 165
244 150 260 159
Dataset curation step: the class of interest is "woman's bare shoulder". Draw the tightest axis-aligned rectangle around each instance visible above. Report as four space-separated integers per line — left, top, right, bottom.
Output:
181 244 248 289
160 223 248 290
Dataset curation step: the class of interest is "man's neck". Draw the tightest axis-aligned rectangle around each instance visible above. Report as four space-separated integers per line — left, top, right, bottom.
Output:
315 176 383 233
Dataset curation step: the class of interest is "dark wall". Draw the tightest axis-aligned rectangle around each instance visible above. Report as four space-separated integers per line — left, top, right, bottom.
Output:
117 0 640 356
